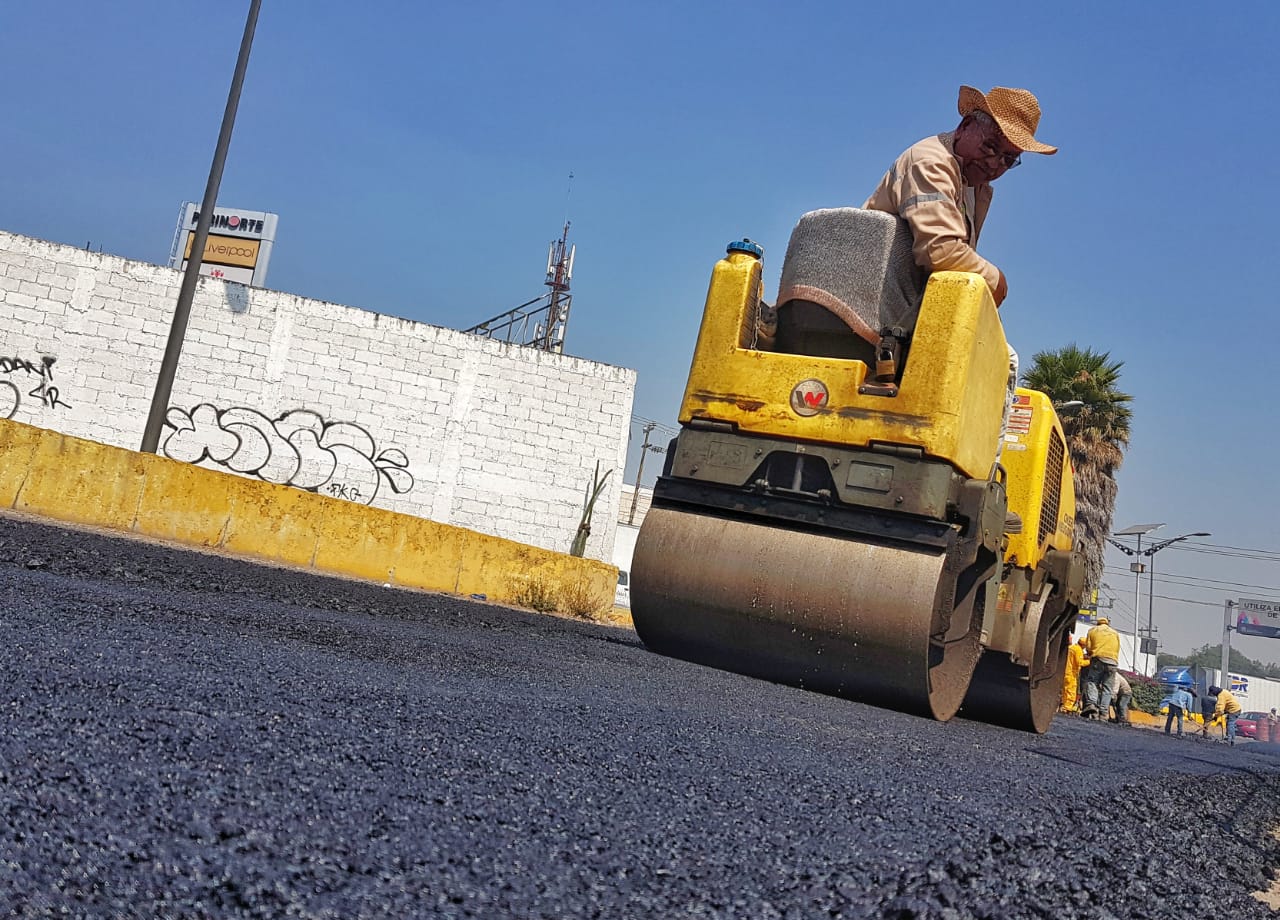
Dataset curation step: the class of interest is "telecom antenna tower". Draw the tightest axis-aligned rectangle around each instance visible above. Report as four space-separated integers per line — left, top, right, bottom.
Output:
464 220 576 354
537 221 575 353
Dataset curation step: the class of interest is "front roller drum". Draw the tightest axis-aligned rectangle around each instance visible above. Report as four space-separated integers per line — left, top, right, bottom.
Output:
631 507 983 721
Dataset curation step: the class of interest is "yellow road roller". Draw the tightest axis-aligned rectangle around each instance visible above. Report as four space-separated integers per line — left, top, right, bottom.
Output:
631 209 1084 732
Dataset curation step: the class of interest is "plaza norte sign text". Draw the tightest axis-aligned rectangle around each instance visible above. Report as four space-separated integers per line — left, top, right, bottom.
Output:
168 202 278 287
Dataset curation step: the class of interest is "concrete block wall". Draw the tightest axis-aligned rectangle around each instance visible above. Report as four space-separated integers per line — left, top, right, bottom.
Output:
0 230 635 562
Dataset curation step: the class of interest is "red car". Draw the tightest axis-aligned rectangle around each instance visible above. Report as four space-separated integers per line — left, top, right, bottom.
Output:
1237 711 1269 740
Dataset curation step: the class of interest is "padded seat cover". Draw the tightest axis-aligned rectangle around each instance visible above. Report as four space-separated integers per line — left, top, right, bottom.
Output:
775 208 925 346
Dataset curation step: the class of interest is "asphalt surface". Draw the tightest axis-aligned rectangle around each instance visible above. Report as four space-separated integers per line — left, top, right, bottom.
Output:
1 513 1278 919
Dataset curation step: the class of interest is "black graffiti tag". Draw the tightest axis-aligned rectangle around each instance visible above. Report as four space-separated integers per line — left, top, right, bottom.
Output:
0 355 71 418
326 483 364 502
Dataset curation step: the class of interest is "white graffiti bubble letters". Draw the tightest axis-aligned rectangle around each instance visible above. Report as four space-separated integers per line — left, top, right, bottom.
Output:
160 403 415 506
1 381 18 420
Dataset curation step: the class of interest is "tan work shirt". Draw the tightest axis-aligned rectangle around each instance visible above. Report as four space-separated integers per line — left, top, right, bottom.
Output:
863 132 1001 294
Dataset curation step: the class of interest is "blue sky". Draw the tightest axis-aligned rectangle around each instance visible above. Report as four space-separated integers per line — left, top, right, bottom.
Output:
3 1 1278 661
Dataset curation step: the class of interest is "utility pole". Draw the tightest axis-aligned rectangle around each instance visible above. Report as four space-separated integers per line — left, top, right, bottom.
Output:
1222 599 1237 690
627 422 665 525
141 0 261 453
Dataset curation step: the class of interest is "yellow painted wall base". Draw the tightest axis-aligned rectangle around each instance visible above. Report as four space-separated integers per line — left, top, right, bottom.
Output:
0 418 616 614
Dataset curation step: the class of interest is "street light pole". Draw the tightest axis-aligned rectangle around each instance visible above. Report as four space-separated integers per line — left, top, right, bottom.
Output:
141 0 262 453
1141 531 1211 675
1222 599 1237 690
1109 523 1164 671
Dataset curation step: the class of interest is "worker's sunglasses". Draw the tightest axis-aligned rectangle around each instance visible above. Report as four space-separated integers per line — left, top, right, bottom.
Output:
980 138 1022 170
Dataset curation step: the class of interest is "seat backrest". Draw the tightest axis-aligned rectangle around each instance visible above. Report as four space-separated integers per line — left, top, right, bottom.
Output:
775 208 925 346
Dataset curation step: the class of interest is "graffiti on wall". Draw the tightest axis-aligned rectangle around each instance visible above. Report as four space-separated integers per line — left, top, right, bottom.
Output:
162 404 414 505
1 355 72 419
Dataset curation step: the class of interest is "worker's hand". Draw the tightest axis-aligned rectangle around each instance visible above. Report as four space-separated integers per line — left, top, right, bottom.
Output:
993 270 1008 307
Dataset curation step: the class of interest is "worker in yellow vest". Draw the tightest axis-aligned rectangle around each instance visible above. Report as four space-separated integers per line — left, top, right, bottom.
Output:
1060 636 1089 714
1081 616 1121 719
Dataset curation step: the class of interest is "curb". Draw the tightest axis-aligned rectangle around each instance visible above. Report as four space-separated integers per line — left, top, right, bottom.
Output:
0 418 616 612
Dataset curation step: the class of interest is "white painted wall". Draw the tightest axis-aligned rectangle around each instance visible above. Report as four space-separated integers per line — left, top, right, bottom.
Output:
0 230 635 562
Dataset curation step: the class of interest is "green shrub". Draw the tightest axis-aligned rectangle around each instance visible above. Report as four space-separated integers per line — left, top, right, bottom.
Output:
1127 672 1165 714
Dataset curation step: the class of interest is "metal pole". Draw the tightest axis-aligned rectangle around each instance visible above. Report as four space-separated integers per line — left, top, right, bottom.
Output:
1145 550 1156 676
627 422 655 525
1139 531 1209 679
1221 600 1235 691
141 0 262 453
1132 533 1143 672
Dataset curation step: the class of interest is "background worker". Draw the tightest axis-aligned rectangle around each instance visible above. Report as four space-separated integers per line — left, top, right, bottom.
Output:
1060 635 1089 714
862 85 1056 467
1209 685 1244 745
1161 685 1194 737
1109 673 1133 726
1198 689 1218 740
1081 616 1121 719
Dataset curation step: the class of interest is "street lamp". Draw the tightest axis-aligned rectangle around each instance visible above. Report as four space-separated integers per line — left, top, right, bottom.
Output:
1106 523 1164 671
1141 531 1211 675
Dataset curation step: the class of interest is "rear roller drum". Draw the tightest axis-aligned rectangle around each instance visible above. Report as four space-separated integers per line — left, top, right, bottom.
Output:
960 623 1069 733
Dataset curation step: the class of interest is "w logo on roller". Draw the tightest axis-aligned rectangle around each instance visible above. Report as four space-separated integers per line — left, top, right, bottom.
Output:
789 379 828 417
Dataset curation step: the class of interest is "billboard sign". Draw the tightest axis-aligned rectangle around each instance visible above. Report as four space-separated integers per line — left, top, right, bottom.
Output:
1236 597 1280 639
167 202 278 287
183 233 261 268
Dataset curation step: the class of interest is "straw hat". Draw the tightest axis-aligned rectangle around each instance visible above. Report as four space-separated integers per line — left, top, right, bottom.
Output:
958 85 1057 155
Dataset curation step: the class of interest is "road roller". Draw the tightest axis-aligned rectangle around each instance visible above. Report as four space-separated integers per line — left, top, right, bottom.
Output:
630 208 1084 732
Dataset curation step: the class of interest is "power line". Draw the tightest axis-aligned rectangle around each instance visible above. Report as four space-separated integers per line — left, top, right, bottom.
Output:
1148 594 1232 608
630 415 678 437
1101 572 1280 610
1102 565 1280 596
1094 584 1140 632
1155 573 1280 594
1109 538 1280 564
1141 540 1280 563
1176 539 1280 557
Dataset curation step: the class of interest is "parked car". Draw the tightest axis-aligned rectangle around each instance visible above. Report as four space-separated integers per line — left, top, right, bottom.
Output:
614 569 630 609
1238 711 1269 740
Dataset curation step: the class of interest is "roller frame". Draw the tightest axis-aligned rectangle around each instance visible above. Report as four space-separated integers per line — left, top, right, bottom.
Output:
632 428 1011 721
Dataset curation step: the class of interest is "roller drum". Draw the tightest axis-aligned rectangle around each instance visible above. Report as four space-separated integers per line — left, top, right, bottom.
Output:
631 507 983 720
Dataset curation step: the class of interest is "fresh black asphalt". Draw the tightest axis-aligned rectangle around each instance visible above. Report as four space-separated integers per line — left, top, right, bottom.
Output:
1 514 1277 918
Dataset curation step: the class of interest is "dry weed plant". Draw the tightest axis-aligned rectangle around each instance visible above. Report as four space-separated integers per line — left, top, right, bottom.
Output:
510 575 559 613
558 577 609 621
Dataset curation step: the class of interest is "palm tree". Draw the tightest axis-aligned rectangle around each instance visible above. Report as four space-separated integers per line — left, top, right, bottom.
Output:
1020 345 1133 594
